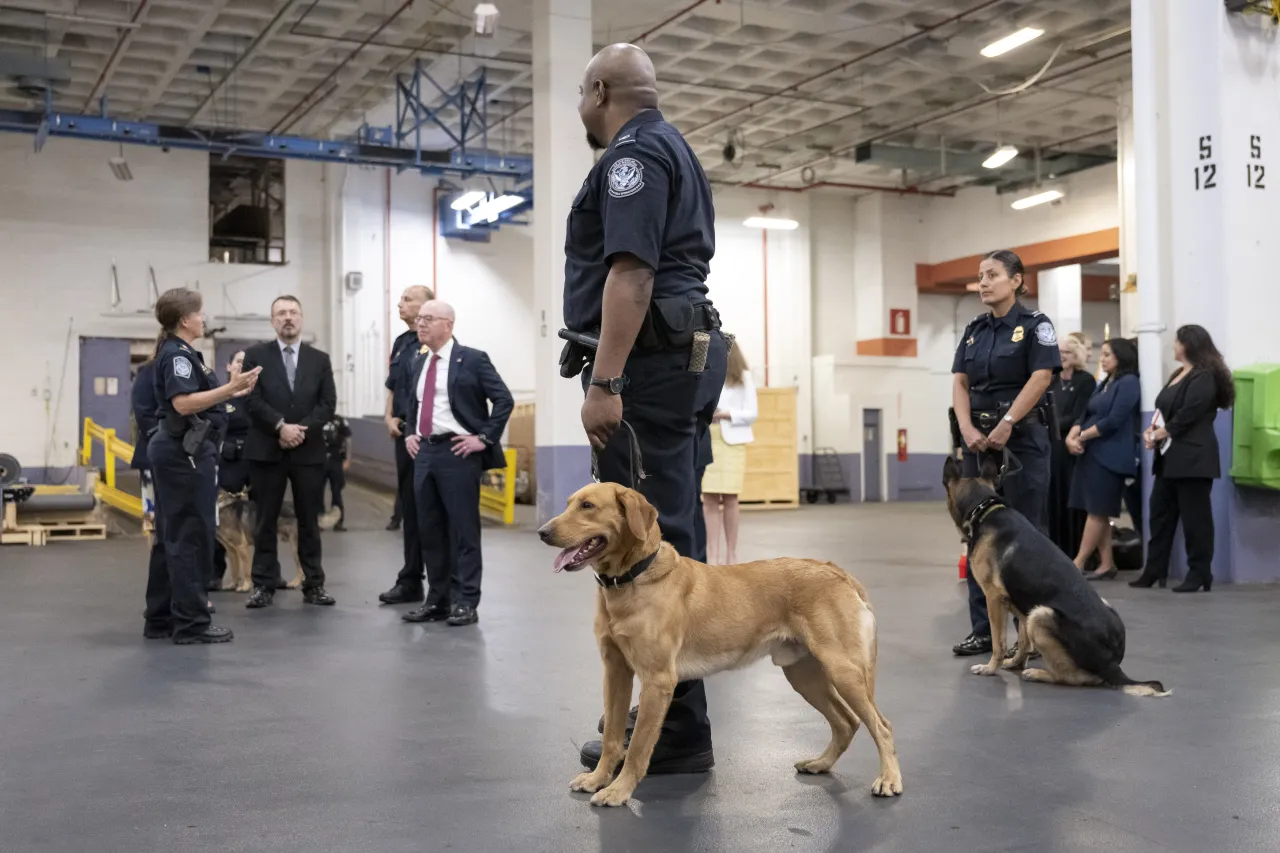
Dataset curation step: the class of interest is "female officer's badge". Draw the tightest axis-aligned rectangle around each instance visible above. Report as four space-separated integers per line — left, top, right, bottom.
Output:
607 157 644 199
1011 326 1024 343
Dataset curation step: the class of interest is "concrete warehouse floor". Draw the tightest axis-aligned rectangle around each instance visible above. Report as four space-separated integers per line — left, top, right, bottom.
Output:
1 493 1278 853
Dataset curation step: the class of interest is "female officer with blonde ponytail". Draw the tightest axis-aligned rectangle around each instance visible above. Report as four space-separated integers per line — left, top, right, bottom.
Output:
144 288 259 645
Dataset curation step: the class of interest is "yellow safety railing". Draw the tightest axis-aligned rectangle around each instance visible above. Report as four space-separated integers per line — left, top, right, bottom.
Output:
80 417 143 519
479 448 518 525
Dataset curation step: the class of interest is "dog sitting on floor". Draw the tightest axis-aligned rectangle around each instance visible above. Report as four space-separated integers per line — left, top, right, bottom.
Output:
942 456 1169 696
538 482 903 808
216 490 340 592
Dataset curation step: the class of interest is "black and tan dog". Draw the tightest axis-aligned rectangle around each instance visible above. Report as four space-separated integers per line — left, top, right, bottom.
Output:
942 456 1169 696
539 482 903 807
216 490 339 592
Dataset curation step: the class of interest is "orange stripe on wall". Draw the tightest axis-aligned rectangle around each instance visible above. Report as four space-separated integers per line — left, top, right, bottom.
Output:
916 227 1120 291
856 338 919 357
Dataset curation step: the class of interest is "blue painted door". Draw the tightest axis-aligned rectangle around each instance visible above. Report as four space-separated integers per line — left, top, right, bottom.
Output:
79 338 133 472
863 409 882 502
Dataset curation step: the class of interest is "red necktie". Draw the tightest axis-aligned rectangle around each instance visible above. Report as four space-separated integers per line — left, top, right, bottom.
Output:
417 354 439 437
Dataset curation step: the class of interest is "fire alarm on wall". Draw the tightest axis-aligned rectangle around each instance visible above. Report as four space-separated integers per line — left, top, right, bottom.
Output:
345 271 364 293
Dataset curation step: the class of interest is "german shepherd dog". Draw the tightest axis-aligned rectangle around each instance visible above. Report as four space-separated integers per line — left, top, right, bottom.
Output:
942 456 1169 697
216 490 340 592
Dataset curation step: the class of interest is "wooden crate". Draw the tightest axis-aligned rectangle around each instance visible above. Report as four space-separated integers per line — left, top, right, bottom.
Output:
505 401 536 504
740 386 799 509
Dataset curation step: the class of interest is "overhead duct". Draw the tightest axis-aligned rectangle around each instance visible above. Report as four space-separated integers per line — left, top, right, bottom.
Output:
851 142 1112 191
0 51 72 97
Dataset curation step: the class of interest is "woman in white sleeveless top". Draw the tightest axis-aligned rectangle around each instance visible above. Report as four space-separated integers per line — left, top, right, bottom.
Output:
701 343 757 564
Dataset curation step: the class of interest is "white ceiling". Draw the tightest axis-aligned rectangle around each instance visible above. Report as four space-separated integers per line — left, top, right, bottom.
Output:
0 0 1132 191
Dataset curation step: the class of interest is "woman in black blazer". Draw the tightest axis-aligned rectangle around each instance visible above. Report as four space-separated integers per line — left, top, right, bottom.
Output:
1048 331 1096 557
1130 325 1235 592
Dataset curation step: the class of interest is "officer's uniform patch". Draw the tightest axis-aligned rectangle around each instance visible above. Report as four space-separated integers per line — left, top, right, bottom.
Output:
1036 323 1058 346
607 157 644 199
174 356 193 378
1011 326 1025 343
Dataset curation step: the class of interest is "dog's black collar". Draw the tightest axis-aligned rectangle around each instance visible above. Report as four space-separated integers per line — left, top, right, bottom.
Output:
961 496 1005 541
595 549 659 589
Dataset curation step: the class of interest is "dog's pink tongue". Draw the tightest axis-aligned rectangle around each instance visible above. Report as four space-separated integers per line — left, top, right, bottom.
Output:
553 547 578 573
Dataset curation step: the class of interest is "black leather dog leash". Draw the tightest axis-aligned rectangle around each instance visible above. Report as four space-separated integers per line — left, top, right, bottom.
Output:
590 418 647 488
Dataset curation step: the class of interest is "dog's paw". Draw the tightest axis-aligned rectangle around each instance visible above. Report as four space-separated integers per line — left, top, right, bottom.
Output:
794 757 834 775
569 771 611 794
1021 668 1052 683
969 663 998 676
589 782 633 807
285 578 302 590
234 581 252 593
871 772 903 797
1000 657 1025 671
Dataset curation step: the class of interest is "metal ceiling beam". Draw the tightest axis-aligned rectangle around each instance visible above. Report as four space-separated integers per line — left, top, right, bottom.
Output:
187 0 305 127
132 0 233 120
81 0 153 110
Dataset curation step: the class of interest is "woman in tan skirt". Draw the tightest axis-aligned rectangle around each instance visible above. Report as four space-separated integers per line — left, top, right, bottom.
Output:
701 343 758 565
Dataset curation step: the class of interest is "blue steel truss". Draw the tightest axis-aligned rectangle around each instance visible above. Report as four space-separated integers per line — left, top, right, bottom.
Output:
0 84 532 182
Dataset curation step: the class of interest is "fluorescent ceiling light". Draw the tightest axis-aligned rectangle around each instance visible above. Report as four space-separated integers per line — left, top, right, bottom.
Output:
108 155 132 181
450 189 486 210
982 145 1019 169
980 27 1045 58
1010 189 1064 210
471 194 525 223
743 216 798 230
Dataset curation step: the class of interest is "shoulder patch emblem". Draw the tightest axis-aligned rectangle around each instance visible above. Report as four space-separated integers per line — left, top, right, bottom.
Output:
173 356 193 379
607 157 644 199
1036 322 1058 346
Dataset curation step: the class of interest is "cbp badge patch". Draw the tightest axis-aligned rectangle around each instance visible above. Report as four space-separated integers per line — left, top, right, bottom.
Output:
1036 323 1058 346
607 157 644 199
173 356 193 379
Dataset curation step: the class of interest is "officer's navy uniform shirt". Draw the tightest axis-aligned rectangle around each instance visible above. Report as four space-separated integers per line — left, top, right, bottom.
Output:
562 108 715 331
152 337 225 446
952 302 1061 411
386 328 421 421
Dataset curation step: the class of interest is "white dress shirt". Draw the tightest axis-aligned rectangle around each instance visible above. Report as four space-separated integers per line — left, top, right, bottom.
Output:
415 337 466 437
716 372 759 445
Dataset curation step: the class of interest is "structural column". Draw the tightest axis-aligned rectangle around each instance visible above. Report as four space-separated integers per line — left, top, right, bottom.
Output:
852 193 922 357
1036 264 1082 344
532 0 595 523
1131 0 1280 582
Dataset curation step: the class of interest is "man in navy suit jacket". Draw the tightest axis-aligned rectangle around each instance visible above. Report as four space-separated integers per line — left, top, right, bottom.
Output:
402 300 513 627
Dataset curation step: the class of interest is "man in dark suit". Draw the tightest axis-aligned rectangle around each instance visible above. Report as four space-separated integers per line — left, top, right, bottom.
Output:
403 299 513 627
240 295 338 609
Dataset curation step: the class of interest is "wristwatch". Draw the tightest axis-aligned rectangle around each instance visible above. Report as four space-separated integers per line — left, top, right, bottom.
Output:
590 376 627 395
1002 414 1015 425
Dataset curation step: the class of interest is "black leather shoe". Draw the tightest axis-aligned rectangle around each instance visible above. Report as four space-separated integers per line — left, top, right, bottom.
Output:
446 604 479 626
173 625 234 645
275 578 290 590
334 521 347 532
1004 644 1041 661
386 518 401 531
402 603 451 622
246 587 275 609
952 633 992 656
143 624 173 640
303 587 336 606
598 705 641 734
579 736 714 774
379 584 425 605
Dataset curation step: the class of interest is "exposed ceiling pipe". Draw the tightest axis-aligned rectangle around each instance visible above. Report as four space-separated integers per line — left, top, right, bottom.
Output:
187 0 304 127
81 0 152 110
633 0 718 43
743 49 1131 188
271 0 415 135
719 179 955 198
0 5 142 30
682 0 1003 139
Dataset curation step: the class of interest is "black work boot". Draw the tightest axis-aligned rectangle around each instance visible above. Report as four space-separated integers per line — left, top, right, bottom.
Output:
579 732 714 775
952 633 992 656
246 587 275 609
173 626 234 645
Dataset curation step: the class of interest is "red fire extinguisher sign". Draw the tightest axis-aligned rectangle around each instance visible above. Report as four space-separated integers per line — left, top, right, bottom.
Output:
897 429 908 461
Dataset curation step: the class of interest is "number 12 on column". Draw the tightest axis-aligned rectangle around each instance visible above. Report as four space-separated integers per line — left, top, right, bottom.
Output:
1247 135 1266 189
1195 135 1216 191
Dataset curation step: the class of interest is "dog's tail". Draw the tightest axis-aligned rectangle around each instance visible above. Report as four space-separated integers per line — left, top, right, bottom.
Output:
1103 664 1171 698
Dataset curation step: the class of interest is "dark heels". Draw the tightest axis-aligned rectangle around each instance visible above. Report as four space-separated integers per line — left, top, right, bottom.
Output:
1172 576 1212 593
1128 573 1167 588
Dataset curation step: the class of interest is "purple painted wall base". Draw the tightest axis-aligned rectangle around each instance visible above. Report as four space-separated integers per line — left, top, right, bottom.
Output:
799 453 861 503
887 453 950 502
1137 409 1280 585
537 445 593 525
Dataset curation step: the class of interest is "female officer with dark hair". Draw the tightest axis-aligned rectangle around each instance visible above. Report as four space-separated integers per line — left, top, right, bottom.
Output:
950 249 1061 658
145 288 259 644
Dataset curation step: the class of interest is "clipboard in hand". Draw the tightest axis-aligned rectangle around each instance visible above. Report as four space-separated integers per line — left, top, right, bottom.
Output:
1150 411 1172 455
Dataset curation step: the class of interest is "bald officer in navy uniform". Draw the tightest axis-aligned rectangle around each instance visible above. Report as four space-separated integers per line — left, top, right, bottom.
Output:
561 43 728 778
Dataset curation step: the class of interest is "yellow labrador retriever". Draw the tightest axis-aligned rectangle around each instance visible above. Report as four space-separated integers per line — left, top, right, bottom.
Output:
538 482 903 807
